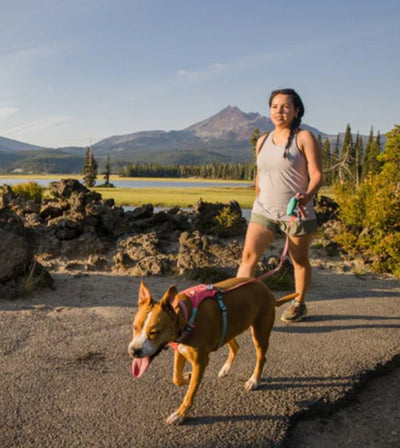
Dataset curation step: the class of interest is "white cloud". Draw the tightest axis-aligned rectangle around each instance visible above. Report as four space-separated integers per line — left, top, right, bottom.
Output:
177 69 197 78
1 116 71 139
177 62 227 80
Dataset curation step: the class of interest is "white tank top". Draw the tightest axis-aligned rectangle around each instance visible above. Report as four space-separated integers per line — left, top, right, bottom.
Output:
252 131 316 221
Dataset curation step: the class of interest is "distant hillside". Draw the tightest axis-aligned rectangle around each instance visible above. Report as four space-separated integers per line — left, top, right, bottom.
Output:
0 136 43 152
1 105 329 173
0 148 84 174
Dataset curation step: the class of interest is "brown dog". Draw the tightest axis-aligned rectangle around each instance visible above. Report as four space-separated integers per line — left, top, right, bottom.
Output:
128 278 297 424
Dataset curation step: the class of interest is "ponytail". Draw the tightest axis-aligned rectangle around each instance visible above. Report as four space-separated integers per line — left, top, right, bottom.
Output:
284 116 301 158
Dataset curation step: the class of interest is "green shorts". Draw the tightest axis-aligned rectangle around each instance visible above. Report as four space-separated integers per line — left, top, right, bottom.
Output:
250 212 318 237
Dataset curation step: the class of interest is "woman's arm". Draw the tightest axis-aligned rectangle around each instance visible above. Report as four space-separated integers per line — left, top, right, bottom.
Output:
254 133 268 197
297 130 323 205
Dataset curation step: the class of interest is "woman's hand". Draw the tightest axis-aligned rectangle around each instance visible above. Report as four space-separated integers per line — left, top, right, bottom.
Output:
295 191 312 206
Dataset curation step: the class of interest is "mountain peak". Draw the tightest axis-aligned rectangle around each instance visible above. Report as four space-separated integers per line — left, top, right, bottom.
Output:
219 105 242 113
185 105 269 140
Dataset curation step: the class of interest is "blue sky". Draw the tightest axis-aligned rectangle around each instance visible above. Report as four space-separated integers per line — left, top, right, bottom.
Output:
1 0 399 148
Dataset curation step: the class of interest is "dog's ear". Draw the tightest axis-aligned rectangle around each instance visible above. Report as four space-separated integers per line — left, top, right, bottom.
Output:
160 285 178 312
138 280 152 307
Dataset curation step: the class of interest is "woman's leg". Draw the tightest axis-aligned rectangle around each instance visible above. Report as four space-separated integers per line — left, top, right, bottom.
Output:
288 234 313 303
237 222 276 278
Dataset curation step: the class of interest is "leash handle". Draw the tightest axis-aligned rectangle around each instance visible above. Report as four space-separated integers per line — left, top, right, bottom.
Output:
286 197 299 216
287 196 307 219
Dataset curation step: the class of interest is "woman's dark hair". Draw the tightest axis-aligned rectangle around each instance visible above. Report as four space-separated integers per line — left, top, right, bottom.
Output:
269 88 305 156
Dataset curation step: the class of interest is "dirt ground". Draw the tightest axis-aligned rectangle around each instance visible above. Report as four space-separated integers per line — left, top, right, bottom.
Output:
1 253 400 447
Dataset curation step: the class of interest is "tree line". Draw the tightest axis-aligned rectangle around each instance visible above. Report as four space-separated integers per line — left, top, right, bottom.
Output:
319 124 382 187
119 162 255 181
82 123 383 187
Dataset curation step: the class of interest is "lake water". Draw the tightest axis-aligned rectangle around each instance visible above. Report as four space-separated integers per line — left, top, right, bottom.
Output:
0 177 251 189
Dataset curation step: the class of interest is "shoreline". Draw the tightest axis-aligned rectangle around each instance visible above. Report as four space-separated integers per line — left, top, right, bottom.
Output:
0 173 252 185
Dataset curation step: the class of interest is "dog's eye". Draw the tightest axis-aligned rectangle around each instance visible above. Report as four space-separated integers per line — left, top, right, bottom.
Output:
149 329 159 337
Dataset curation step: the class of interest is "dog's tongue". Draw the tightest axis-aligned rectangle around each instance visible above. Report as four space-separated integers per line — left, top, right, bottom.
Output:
131 357 152 378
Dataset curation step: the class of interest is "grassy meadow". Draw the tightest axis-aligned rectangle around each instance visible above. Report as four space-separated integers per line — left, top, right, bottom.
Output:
0 175 255 208
96 186 255 208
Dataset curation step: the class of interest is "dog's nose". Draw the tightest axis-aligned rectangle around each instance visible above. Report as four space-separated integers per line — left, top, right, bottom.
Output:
132 348 142 357
128 344 142 358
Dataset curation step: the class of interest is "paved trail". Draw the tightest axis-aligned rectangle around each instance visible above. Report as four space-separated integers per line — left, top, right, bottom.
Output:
1 266 399 447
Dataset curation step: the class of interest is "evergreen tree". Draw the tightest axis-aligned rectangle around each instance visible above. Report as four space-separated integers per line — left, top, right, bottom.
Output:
102 155 112 186
317 134 323 150
379 125 400 182
338 124 355 184
82 146 98 187
321 137 331 185
371 131 383 174
361 127 375 180
331 133 341 184
354 132 363 188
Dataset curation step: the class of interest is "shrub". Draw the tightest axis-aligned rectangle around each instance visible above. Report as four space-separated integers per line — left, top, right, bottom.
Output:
335 125 400 277
214 206 245 237
13 181 45 201
334 132 400 277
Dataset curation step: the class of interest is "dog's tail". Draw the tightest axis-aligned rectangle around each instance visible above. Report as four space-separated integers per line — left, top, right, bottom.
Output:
274 292 299 307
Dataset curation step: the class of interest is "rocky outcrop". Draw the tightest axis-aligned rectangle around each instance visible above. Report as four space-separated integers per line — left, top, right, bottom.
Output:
192 199 247 237
0 180 252 287
177 231 242 281
1 179 338 295
113 232 175 276
0 208 53 299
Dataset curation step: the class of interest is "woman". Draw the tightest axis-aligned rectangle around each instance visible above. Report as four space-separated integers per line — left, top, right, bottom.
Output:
237 88 323 323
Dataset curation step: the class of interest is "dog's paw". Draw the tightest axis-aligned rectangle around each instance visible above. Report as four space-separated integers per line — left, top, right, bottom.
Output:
244 377 259 391
166 411 186 425
218 362 232 378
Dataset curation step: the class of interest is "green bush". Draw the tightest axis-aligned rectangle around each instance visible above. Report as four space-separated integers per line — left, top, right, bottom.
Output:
214 206 245 237
334 126 400 276
13 181 45 201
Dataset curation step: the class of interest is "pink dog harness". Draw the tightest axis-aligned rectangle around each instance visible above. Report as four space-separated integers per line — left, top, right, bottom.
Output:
171 284 227 349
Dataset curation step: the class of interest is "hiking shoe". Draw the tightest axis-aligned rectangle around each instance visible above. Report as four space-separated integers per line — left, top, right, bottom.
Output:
280 300 308 323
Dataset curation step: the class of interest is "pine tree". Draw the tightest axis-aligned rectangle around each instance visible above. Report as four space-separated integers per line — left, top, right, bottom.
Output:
371 131 383 174
321 137 331 185
379 125 400 182
102 155 112 186
82 146 98 187
331 133 341 184
317 134 323 149
361 127 375 180
354 132 363 188
338 124 355 184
